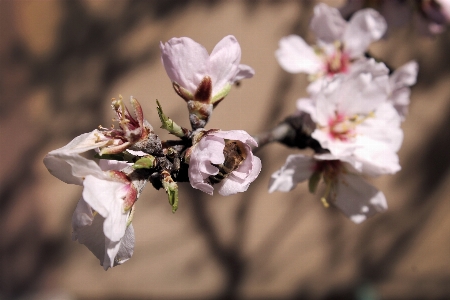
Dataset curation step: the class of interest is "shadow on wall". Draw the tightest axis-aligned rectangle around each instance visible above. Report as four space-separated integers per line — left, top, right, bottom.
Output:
2 0 450 299
0 0 217 297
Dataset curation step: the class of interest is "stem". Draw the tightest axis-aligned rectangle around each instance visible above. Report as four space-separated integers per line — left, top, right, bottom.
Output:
252 113 325 153
252 123 292 151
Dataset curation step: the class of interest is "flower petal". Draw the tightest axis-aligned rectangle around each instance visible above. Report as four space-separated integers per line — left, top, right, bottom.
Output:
213 130 258 148
342 8 387 58
160 37 209 94
82 175 128 242
217 155 261 196
334 173 387 223
268 154 314 193
43 130 108 185
234 64 255 81
209 35 242 96
310 3 347 43
275 35 323 74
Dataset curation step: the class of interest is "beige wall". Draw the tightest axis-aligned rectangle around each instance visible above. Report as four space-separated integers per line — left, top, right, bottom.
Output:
1 0 450 299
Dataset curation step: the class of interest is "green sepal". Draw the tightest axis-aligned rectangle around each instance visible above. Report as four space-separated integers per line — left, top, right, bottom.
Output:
133 155 156 169
308 171 321 194
156 100 186 138
162 177 179 213
211 83 231 104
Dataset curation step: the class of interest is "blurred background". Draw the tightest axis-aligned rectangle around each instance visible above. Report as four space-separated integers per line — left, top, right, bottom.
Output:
2 0 450 299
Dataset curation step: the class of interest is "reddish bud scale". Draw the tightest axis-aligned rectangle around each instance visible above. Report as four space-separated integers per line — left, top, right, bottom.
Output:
194 76 212 103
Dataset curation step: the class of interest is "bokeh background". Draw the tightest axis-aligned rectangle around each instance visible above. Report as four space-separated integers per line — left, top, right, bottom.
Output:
2 0 450 299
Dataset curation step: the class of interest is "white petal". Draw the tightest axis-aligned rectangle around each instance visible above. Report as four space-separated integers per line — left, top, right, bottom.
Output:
234 64 255 81
217 155 261 196
104 225 135 270
43 153 104 185
390 87 410 120
296 98 317 122
213 130 258 148
43 130 108 185
160 37 209 94
113 224 135 266
98 159 130 172
50 130 108 155
310 3 347 43
275 35 323 74
82 175 128 242
104 239 121 270
209 35 241 96
334 173 387 223
356 102 403 152
268 154 314 193
72 198 134 270
73 212 107 268
342 8 387 58
390 60 418 89
72 198 94 241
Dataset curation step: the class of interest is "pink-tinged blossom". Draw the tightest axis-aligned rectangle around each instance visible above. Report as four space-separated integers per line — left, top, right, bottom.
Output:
72 196 134 270
43 130 111 185
297 70 403 176
275 3 386 94
44 135 138 269
422 0 450 33
160 35 254 104
339 0 450 35
269 154 388 223
98 96 159 155
187 130 261 196
388 61 419 120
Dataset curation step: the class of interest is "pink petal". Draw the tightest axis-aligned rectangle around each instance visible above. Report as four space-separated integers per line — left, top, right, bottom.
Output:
275 35 322 74
334 173 387 223
213 130 258 148
342 8 387 58
209 35 241 96
82 175 128 242
234 64 255 81
268 154 314 193
217 155 261 196
160 37 209 93
310 3 347 43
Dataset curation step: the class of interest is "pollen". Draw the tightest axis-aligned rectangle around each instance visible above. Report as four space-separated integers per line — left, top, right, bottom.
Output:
321 197 330 208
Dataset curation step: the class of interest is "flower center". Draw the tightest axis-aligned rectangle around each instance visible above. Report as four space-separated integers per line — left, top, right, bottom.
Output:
325 111 374 142
327 112 355 141
323 41 350 76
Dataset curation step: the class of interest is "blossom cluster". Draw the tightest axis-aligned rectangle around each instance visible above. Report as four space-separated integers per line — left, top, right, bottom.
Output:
44 36 260 269
43 2 425 270
269 3 418 223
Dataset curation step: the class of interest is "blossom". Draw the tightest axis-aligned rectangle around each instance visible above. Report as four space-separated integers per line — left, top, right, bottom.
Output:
339 0 450 35
388 60 419 120
275 3 386 94
187 130 261 196
98 95 160 155
269 154 388 223
160 35 254 104
298 70 403 176
43 133 139 269
421 0 450 33
72 196 135 270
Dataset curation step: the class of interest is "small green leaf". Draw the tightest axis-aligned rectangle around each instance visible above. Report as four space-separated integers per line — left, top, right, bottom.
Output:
211 83 231 104
133 156 156 169
156 100 186 138
162 176 179 213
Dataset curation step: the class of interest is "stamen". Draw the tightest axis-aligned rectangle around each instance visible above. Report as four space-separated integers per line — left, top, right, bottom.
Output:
321 197 330 208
